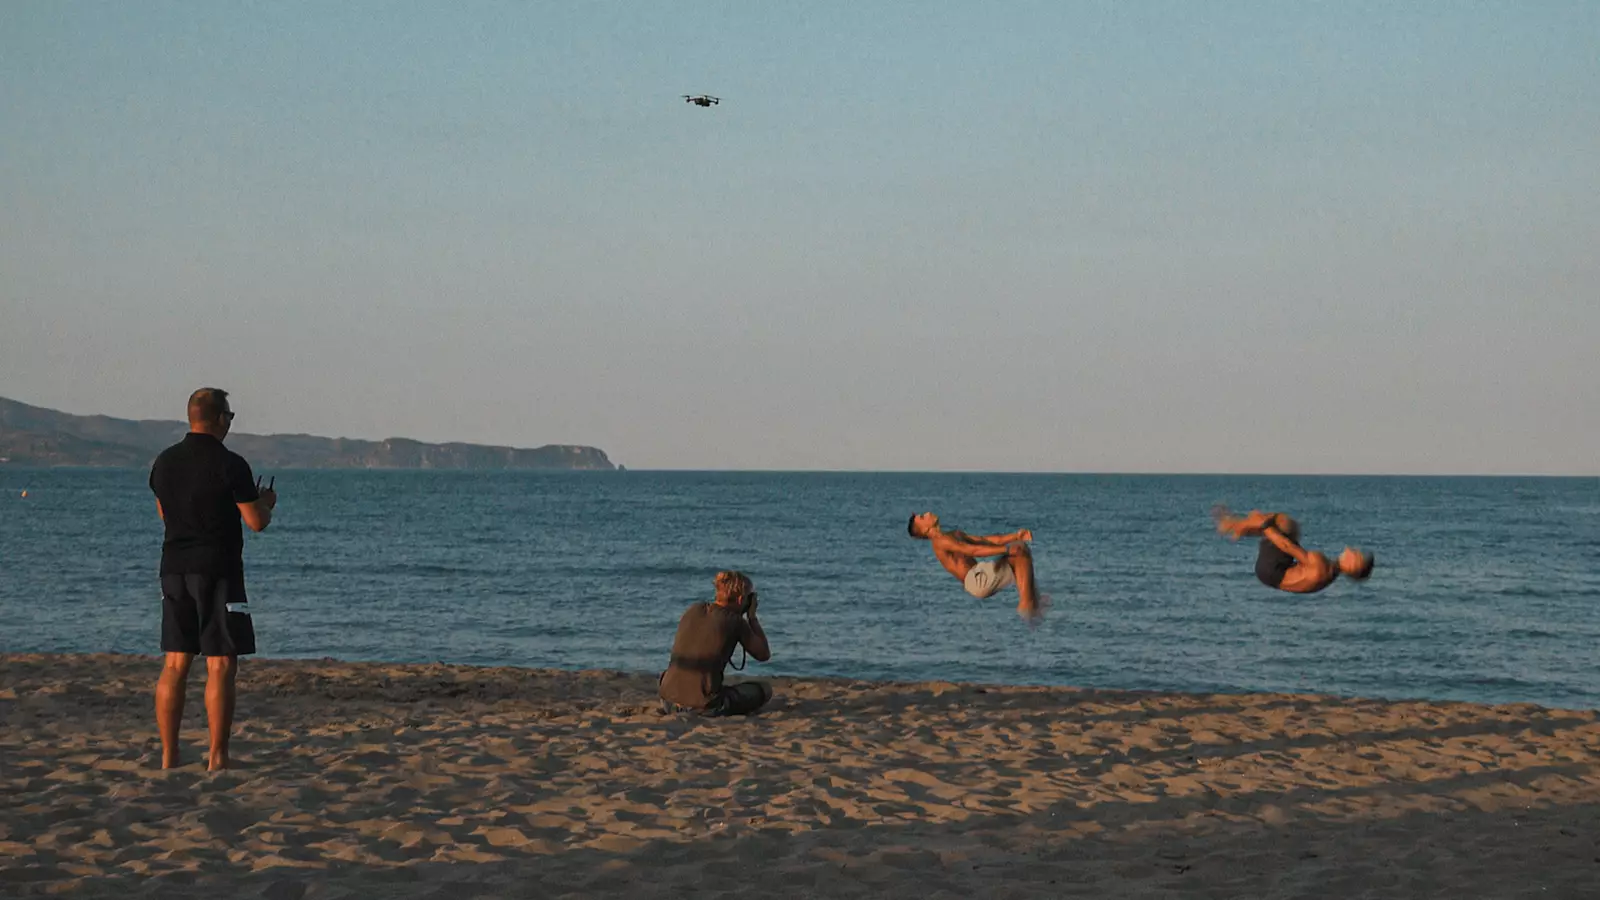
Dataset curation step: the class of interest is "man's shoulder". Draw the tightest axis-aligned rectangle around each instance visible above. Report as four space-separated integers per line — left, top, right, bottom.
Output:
680 602 740 627
154 435 238 462
150 439 190 470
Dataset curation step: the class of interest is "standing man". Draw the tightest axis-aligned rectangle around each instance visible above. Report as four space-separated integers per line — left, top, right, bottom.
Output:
907 512 1046 620
148 388 277 769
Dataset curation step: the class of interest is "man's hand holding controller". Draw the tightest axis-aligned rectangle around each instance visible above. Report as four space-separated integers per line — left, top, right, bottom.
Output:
255 475 277 510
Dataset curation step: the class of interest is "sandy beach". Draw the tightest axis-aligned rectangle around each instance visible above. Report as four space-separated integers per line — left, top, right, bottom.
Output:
2 654 1597 898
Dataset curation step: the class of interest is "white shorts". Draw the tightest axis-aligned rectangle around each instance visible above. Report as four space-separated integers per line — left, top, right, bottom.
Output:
963 558 1016 599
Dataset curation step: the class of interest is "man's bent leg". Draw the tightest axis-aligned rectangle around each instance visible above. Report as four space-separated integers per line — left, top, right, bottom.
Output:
156 652 194 769
1218 510 1300 542
1007 542 1042 618
710 681 771 716
204 655 238 771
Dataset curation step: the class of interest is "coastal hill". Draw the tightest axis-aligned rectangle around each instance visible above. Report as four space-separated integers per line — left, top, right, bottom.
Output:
0 396 617 470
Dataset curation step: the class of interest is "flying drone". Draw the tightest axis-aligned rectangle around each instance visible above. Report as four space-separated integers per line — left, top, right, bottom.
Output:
682 94 720 107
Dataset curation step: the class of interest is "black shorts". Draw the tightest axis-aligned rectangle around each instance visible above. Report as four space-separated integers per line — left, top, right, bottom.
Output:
659 679 771 717
1255 539 1295 588
160 574 256 656
705 682 771 717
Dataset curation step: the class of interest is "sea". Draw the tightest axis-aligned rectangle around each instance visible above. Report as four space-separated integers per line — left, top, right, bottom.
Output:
1 469 1596 709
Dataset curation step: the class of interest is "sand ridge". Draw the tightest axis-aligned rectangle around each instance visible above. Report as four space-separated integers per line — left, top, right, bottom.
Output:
2 653 1598 898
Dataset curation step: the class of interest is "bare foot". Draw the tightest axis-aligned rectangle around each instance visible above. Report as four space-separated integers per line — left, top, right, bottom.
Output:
160 752 182 769
1018 593 1051 624
1213 508 1249 540
206 752 229 772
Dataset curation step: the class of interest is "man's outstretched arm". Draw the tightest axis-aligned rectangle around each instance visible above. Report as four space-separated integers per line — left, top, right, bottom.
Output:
941 538 1016 558
977 529 1032 544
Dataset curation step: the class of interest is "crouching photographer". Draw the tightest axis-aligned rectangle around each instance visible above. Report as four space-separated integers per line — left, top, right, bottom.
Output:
659 570 772 716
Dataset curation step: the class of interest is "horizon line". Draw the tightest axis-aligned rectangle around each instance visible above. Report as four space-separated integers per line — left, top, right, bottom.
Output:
1 464 1594 479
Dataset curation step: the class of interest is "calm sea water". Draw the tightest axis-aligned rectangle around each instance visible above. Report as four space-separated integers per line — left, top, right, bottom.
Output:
1 469 1596 708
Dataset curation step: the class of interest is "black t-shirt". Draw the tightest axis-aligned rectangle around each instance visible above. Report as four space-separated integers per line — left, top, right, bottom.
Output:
149 433 260 576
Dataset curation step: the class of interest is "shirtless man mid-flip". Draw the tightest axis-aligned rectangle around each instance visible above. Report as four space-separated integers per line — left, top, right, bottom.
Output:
1213 507 1374 594
907 512 1045 620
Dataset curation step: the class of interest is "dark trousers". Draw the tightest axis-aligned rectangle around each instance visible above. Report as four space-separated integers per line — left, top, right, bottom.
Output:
660 680 772 717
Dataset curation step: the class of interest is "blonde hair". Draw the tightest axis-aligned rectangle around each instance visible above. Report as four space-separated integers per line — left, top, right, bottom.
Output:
713 570 753 607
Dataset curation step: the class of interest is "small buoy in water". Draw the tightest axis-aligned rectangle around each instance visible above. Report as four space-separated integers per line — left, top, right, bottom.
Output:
19 490 25 498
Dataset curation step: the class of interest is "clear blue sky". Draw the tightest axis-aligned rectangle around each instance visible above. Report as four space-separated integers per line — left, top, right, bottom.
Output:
3 2 1596 472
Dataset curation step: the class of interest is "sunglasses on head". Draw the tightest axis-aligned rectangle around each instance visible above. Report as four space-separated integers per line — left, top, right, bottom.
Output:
223 411 236 421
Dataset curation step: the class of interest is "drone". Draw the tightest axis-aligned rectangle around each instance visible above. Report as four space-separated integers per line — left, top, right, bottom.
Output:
682 94 720 107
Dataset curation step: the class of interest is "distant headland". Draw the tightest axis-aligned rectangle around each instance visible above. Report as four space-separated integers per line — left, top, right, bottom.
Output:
0 396 617 470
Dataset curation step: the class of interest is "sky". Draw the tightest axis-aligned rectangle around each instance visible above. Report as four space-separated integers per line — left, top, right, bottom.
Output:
2 1 1596 473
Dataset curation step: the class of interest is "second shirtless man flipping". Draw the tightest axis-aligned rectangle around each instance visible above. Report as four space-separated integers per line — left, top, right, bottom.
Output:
907 512 1045 621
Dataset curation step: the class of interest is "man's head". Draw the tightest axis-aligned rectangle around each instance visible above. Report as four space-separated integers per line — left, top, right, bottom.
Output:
1338 547 1375 580
713 570 754 611
187 388 234 438
906 512 939 539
